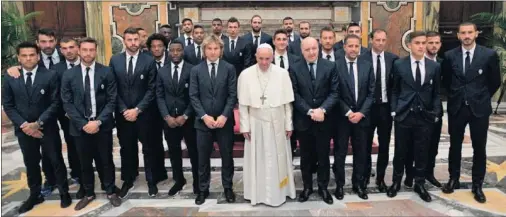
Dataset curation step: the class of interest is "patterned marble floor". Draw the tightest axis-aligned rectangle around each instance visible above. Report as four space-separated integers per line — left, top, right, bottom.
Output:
2 111 506 216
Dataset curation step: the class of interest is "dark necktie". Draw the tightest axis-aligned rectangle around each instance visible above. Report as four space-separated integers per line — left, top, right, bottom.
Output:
464 51 471 75
127 56 134 82
349 62 356 101
279 56 285 69
326 54 332 61
173 64 179 87
187 37 192 46
210 63 216 86
231 40 235 51
375 55 382 103
309 62 316 82
48 57 54 69
156 61 161 69
288 34 292 42
254 36 259 47
25 72 33 95
415 61 422 89
84 67 93 117
197 45 202 59
69 63 75 69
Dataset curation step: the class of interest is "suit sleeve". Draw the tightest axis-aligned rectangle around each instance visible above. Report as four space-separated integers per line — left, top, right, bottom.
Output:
189 67 207 118
243 43 254 69
135 61 157 111
289 69 312 113
61 72 88 130
109 60 128 112
221 65 238 118
441 52 452 92
1 77 26 128
359 64 375 116
487 51 501 96
390 62 400 113
319 64 339 112
97 69 117 123
156 72 170 119
432 64 442 116
37 72 60 124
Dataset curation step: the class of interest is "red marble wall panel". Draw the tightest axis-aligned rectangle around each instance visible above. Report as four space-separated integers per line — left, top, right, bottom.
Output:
112 4 158 38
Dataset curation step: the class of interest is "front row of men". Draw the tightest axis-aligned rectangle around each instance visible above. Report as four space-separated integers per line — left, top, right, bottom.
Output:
2 22 500 213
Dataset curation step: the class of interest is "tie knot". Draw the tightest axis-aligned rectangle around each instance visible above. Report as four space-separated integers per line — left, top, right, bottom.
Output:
156 61 161 65
86 67 91 72
174 64 179 69
349 61 354 65
279 55 284 59
309 62 315 66
211 63 216 67
26 72 33 77
231 40 235 43
254 35 259 38
466 51 470 56
130 56 134 61
197 45 200 49
70 63 75 67
326 55 331 59
415 60 420 65
377 55 381 59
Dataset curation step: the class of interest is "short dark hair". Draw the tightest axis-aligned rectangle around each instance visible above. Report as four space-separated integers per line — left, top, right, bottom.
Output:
320 26 334 36
251 15 262 23
182 18 193 24
426 31 441 38
227 17 240 26
78 37 98 48
370 28 387 39
299 21 311 28
146 33 168 49
458 22 477 31
37 28 56 40
407 31 426 43
283 17 293 22
124 27 140 36
17 41 40 54
344 34 361 45
212 18 222 24
136 27 145 32
347 22 360 31
160 24 171 29
273 29 288 39
60 37 78 44
193 24 204 31
170 40 184 49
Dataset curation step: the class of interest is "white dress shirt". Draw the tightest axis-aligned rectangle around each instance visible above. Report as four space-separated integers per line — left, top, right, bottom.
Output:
462 44 476 72
171 61 184 82
345 57 359 103
275 51 289 69
23 65 38 84
207 59 219 77
66 58 80 69
156 52 166 69
252 32 262 47
372 50 387 103
410 55 426 84
81 62 97 118
41 50 61 69
126 51 139 73
424 53 438 62
194 43 202 59
322 50 335 62
184 34 193 46
229 37 238 51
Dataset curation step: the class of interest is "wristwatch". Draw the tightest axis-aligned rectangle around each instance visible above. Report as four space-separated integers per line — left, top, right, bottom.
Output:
97 120 102 126
36 119 44 127
135 107 142 113
183 114 189 120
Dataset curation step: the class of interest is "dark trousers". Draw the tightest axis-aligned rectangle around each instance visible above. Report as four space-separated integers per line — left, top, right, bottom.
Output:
366 103 393 181
298 125 331 189
18 127 69 196
75 131 115 196
196 126 234 191
151 112 168 183
448 105 488 184
333 118 368 187
405 118 442 179
392 112 432 184
164 118 198 187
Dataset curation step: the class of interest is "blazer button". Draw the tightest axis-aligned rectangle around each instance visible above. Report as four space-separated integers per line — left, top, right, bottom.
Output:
410 108 414 111
312 98 316 102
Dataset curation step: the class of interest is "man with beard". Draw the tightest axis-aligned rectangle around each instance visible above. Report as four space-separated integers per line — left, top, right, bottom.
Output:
109 28 162 198
299 21 312 40
158 24 173 45
284 17 301 56
147 33 170 69
137 28 149 53
319 27 338 62
441 22 501 203
242 15 273 56
184 25 206 65
334 23 369 57
61 37 121 210
211 18 228 41
177 18 194 47
222 17 254 76
157 40 199 196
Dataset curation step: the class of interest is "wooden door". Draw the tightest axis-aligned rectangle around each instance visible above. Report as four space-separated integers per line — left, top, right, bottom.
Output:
24 1 86 40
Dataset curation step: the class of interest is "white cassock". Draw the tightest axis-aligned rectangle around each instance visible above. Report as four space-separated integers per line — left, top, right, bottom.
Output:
238 63 296 206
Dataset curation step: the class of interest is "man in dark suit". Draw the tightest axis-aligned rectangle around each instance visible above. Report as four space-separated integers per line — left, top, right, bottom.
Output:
333 34 375 200
190 35 238 205
2 42 72 214
222 17 254 76
441 22 501 203
290 37 338 205
147 33 170 69
334 23 368 59
157 40 199 196
387 31 442 203
243 15 273 57
109 28 163 198
211 18 228 41
284 17 302 56
362 29 399 192
176 18 194 47
61 37 121 210
158 24 173 45
272 29 301 159
319 27 338 62
299 21 312 40
183 25 205 65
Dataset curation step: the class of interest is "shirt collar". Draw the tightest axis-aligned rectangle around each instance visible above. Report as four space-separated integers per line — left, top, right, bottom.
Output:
371 50 384 58
157 52 166 65
41 50 59 60
81 62 96 72
67 58 80 66
23 65 38 75
172 60 184 69
345 56 357 64
252 31 261 37
229 36 238 41
126 51 140 60
275 50 288 57
322 49 334 56
462 43 476 55
207 59 219 66
410 55 425 65
184 34 193 39
424 53 437 62
307 59 318 66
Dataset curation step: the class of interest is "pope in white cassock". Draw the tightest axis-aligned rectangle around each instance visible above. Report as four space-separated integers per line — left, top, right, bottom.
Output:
238 43 296 206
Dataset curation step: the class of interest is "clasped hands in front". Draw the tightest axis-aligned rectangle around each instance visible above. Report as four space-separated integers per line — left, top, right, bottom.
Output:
202 115 227 129
348 112 364 124
310 108 325 122
21 122 43 138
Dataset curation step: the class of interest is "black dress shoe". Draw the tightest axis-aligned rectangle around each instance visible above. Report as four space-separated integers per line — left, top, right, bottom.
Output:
119 182 134 199
376 179 388 193
404 177 413 188
107 194 122 207
18 195 44 214
298 188 313 202
148 183 158 197
334 186 344 200
168 180 186 196
442 179 460 194
387 182 401 198
75 195 95 211
195 191 209 205
318 189 333 204
60 193 72 208
76 187 85 199
472 184 487 203
426 175 442 188
352 186 368 200
224 188 236 203
414 184 432 202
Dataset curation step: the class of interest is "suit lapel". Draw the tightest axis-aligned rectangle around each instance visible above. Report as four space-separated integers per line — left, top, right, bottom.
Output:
454 48 465 78
423 58 434 86
166 63 176 93
17 74 30 100
94 64 104 94
30 68 45 98
339 59 355 96
313 60 324 93
213 60 226 95
201 62 213 95
403 57 417 89
178 64 190 94
385 53 393 81
299 61 314 94
465 45 481 80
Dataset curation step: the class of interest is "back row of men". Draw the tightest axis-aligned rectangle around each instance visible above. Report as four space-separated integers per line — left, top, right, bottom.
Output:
2 15 501 213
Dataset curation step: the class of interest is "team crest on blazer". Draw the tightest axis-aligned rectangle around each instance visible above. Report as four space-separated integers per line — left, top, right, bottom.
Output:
430 79 433 85
239 52 243 56
185 83 189 88
101 84 104 89
478 69 483 74
40 89 45 95
140 74 144 80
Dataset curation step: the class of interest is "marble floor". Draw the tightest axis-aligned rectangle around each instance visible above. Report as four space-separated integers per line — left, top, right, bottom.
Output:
2 112 506 216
